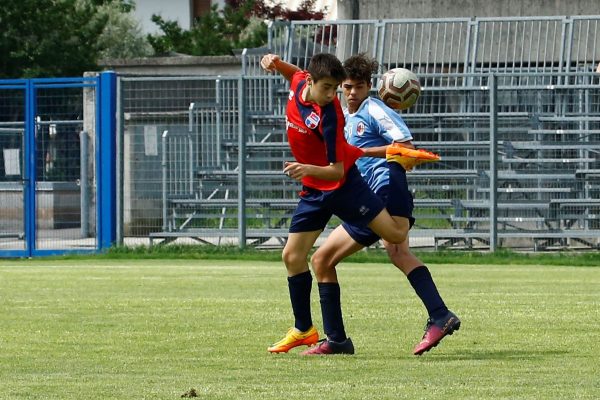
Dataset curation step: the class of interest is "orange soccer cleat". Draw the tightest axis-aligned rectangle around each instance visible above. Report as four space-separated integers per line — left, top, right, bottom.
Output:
385 142 441 171
267 326 319 353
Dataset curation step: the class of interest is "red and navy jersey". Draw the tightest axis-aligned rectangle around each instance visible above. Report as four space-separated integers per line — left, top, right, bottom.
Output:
286 71 364 191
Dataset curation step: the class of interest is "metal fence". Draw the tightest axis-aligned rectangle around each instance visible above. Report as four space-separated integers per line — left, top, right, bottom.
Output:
248 16 600 81
119 70 600 250
0 76 110 257
118 16 600 251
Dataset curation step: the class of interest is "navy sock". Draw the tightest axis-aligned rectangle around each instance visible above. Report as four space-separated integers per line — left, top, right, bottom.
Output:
407 266 448 320
288 271 313 332
386 161 413 217
318 282 347 342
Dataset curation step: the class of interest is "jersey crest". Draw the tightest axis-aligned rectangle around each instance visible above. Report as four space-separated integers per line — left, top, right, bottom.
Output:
356 121 366 136
305 112 320 129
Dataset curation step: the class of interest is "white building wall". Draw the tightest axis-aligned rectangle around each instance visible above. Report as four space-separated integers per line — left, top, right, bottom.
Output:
350 0 600 19
132 0 192 34
283 0 337 19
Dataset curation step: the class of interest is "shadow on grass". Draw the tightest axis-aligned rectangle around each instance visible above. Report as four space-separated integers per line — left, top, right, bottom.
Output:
420 349 569 361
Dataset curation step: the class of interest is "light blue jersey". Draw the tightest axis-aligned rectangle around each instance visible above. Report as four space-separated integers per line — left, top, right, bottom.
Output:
344 97 413 192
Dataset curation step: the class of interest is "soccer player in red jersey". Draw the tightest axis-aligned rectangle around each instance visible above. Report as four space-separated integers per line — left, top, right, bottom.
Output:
262 53 423 354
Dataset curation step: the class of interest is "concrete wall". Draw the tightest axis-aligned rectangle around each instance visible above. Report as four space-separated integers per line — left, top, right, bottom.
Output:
0 182 80 230
100 55 242 76
341 0 600 20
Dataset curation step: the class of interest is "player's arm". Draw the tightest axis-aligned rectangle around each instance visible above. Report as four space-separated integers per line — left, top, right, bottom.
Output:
361 141 415 158
283 161 344 181
363 102 415 157
361 143 411 158
361 145 388 158
260 54 301 82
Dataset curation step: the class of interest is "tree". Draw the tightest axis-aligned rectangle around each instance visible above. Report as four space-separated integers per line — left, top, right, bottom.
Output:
96 1 153 60
0 0 150 78
147 0 326 57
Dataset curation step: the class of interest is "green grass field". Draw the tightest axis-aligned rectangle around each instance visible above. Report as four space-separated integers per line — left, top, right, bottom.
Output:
1 258 598 399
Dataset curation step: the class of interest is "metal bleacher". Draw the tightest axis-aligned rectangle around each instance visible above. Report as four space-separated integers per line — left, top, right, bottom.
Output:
127 16 600 250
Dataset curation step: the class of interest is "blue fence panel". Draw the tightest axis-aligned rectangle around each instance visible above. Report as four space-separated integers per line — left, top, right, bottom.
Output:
0 72 116 257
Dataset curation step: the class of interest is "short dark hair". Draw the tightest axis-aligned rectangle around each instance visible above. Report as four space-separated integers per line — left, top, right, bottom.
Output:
343 53 379 84
307 53 347 83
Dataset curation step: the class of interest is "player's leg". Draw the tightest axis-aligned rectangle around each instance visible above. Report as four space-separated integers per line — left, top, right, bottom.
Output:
310 225 365 283
268 230 322 353
269 191 332 354
334 166 409 244
304 220 381 356
382 237 422 275
367 211 410 244
301 226 365 355
383 237 461 355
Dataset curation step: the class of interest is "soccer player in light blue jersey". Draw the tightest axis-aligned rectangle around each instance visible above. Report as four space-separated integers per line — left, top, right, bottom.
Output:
306 54 461 356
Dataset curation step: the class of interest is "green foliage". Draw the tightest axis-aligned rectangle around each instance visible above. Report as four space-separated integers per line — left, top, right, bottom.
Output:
147 4 267 56
0 0 107 78
0 0 150 78
147 0 325 56
90 0 135 13
96 1 152 59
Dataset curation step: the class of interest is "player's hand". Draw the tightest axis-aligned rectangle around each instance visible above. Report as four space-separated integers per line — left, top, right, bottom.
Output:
261 54 280 72
283 161 305 181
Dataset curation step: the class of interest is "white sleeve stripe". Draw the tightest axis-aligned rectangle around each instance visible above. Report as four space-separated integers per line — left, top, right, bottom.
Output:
367 99 413 142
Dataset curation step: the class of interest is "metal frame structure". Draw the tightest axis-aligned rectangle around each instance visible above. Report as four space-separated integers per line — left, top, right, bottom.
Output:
0 72 117 257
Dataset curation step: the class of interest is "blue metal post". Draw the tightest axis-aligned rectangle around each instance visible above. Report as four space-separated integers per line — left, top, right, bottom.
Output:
25 80 36 256
98 71 117 249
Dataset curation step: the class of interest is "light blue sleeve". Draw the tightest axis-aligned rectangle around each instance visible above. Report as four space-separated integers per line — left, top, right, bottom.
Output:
367 98 413 143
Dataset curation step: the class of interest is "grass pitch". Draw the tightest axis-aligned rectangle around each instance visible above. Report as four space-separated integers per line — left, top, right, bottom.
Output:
0 259 598 399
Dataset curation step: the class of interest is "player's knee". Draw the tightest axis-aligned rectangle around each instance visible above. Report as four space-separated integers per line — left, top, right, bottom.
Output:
385 243 411 264
282 247 304 269
386 229 408 244
309 252 329 275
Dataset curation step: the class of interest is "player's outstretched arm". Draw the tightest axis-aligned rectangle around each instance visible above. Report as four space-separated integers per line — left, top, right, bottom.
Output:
260 54 301 82
283 161 344 181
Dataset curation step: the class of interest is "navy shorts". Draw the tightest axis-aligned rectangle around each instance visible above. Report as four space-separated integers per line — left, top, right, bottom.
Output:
289 166 385 233
342 185 415 247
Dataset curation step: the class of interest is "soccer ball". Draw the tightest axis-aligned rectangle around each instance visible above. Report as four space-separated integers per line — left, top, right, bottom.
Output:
377 68 421 110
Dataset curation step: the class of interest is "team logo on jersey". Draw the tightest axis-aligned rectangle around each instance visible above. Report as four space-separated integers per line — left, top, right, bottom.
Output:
356 121 366 136
305 112 320 129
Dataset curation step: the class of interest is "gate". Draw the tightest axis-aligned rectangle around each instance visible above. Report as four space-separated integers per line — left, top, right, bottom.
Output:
0 72 116 257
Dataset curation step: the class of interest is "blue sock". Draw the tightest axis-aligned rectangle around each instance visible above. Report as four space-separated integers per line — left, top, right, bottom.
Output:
407 266 448 320
288 271 313 332
318 282 347 342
